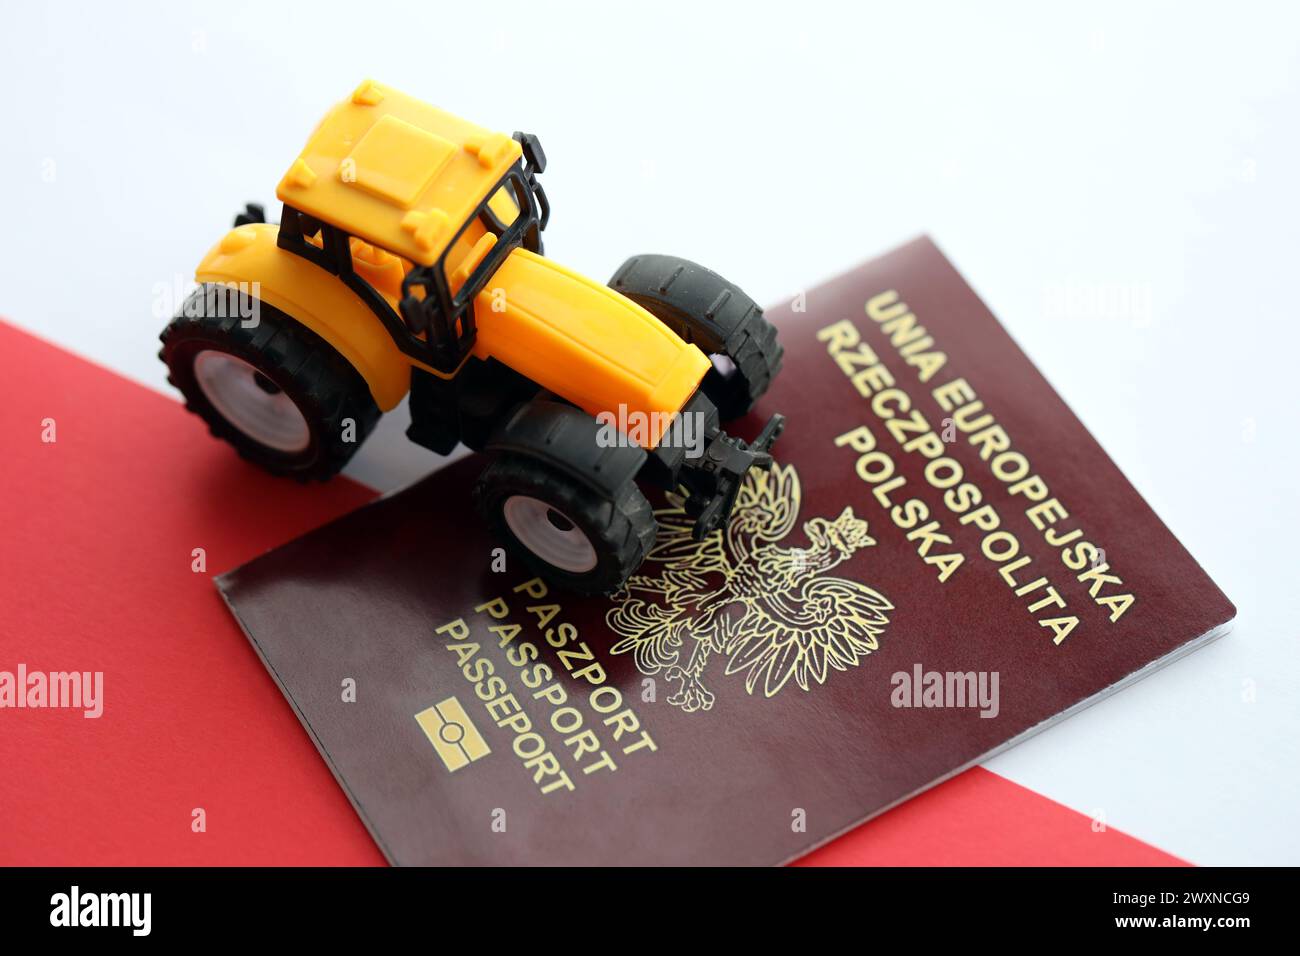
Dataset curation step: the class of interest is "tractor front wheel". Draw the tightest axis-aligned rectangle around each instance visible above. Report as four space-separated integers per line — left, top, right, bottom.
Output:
159 284 380 481
475 453 657 595
610 254 783 420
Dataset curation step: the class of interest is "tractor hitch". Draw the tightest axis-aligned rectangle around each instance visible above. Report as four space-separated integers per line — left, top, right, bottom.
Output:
679 413 785 540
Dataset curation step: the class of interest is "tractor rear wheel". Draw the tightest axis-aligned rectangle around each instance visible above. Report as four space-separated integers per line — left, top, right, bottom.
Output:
159 283 379 481
610 254 783 420
474 453 657 595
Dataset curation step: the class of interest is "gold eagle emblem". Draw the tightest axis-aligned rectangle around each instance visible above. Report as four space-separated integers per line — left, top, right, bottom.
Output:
607 463 891 712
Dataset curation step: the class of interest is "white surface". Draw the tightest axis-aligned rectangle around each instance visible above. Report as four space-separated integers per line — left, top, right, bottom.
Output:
1 0 1296 864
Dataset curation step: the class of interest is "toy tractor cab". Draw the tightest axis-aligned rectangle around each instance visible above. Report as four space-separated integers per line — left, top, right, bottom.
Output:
160 80 784 593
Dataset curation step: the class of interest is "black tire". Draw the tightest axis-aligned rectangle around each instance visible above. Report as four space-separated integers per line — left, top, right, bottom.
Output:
474 453 658 595
159 283 380 481
610 254 783 420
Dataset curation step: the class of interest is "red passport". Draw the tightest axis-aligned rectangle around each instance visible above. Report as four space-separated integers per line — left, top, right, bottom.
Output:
217 237 1234 865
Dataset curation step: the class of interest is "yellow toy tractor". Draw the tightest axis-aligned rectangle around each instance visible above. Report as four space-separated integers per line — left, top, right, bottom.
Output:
160 80 783 593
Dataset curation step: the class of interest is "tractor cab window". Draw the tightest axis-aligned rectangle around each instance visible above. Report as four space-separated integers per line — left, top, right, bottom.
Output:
441 173 529 299
484 184 521 229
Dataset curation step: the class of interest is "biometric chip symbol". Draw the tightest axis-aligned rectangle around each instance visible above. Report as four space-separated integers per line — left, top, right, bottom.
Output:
415 696 491 772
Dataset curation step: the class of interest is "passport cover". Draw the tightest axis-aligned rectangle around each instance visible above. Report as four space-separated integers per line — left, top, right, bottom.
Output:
217 237 1235 866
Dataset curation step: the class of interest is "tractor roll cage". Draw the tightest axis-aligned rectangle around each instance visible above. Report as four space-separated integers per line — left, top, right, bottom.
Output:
276 132 549 375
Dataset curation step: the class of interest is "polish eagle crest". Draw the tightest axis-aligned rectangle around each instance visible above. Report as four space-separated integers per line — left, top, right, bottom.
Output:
607 463 891 713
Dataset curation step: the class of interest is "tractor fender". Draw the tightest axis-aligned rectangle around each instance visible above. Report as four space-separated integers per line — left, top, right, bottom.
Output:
194 223 415 411
485 399 646 497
